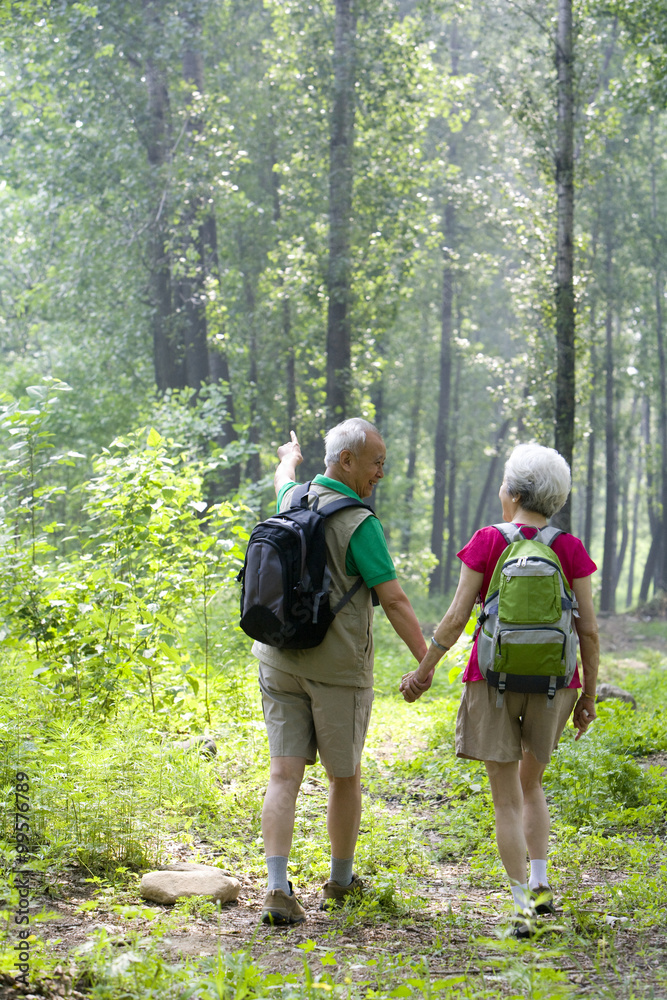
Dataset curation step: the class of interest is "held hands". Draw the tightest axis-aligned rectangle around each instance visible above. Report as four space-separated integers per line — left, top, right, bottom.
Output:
399 667 435 703
573 694 597 741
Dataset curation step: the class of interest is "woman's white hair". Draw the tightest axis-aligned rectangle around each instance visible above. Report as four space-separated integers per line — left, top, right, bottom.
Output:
503 443 571 519
324 418 379 467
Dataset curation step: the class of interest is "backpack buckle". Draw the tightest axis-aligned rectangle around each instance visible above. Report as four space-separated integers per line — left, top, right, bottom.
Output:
546 676 557 706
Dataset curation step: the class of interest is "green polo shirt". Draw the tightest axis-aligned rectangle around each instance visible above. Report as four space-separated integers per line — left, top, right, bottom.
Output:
277 474 397 589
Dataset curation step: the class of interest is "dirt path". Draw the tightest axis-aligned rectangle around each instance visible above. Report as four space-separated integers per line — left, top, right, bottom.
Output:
4 843 662 1000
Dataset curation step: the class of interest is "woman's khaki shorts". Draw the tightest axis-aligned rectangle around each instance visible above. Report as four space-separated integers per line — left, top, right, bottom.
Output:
455 680 578 764
258 663 374 778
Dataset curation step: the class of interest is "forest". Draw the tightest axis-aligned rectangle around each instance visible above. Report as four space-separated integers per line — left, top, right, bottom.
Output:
1 1 667 998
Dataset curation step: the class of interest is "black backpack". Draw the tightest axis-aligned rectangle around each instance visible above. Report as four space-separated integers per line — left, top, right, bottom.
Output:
237 482 373 649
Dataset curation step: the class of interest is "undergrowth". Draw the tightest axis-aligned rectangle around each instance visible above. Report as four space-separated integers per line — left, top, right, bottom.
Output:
3 621 666 997
1 404 667 996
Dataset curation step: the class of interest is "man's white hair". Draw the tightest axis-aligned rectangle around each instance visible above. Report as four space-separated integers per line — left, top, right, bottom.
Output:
324 418 379 467
503 443 571 519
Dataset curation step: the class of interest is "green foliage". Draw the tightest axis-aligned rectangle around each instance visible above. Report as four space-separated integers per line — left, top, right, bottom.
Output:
546 698 667 833
2 2 667 992
0 714 223 873
0 390 250 718
1 631 666 996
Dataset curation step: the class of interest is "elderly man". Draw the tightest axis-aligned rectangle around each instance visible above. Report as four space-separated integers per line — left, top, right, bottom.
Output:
254 418 427 924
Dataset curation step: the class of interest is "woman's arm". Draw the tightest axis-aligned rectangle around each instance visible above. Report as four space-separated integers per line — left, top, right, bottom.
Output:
399 563 483 702
571 574 600 739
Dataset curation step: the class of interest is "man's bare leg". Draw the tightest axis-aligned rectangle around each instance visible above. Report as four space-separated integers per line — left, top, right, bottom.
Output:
262 755 306 892
326 764 362 887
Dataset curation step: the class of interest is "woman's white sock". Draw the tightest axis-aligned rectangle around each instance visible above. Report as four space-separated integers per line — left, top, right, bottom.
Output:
529 860 548 891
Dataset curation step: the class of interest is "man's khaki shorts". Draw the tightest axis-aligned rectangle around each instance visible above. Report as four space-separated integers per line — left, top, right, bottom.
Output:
258 663 374 778
455 680 578 764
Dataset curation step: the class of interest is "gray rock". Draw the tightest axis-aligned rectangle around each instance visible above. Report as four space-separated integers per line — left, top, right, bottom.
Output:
596 683 637 710
158 862 218 872
174 736 217 758
140 866 241 905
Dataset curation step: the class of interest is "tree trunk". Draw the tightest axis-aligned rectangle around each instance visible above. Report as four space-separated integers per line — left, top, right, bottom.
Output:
583 337 597 551
626 399 643 607
176 10 211 392
270 144 297 435
552 0 575 532
639 528 661 604
286 308 297 434
444 348 462 592
429 23 459 596
142 0 181 393
614 460 629 593
401 311 427 553
471 418 511 533
600 217 617 614
650 116 667 591
326 0 357 422
429 197 454 595
242 264 261 483
643 396 658 540
583 236 599 551
370 335 386 443
614 393 638 591
638 395 657 602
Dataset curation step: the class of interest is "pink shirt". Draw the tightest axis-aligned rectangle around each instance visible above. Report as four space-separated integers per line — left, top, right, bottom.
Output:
458 524 597 685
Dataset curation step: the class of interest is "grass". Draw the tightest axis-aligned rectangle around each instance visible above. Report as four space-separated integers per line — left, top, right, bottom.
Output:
1 615 667 997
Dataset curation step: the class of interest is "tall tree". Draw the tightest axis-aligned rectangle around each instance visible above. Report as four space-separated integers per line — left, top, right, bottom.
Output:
649 116 667 591
142 0 180 393
553 0 575 531
326 0 357 422
599 193 617 614
174 2 213 392
429 22 459 595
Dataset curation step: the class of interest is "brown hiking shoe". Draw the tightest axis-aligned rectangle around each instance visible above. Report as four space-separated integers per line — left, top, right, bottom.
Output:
260 883 306 925
320 872 365 910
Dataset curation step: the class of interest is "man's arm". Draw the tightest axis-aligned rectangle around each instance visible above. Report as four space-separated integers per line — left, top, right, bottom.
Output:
373 578 428 663
274 430 303 496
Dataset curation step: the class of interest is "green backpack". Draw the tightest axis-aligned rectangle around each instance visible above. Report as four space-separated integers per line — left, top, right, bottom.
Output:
475 524 579 707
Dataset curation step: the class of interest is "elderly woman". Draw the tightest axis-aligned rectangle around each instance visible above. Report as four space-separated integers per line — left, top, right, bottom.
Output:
401 443 599 936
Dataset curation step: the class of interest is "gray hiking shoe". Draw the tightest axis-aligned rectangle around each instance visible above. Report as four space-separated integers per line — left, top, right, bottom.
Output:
510 913 536 939
320 872 365 910
531 885 557 915
261 883 306 925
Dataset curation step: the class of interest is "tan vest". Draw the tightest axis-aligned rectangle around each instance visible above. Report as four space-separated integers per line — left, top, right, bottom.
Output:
253 483 376 687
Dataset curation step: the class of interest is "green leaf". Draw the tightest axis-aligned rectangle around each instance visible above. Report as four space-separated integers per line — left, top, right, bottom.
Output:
146 428 163 448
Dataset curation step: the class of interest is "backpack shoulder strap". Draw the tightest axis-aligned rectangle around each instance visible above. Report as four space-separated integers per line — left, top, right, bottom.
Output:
492 522 520 544
288 483 374 518
537 525 563 549
289 481 315 510
494 522 564 548
321 495 374 518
